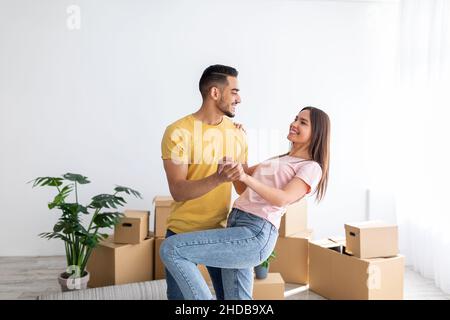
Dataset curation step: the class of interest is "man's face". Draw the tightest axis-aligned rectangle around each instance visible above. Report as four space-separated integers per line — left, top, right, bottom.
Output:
217 76 241 118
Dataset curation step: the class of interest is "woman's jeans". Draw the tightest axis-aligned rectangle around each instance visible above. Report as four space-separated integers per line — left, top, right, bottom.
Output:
160 208 279 300
164 229 225 300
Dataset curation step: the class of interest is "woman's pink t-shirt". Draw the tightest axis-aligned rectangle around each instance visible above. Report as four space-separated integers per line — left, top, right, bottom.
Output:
233 155 323 229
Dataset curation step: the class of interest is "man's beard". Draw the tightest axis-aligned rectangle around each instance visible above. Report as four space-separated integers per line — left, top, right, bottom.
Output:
218 100 235 118
224 110 235 118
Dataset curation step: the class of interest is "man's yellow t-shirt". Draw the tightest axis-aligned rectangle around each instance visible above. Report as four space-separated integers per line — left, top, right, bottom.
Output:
161 114 248 234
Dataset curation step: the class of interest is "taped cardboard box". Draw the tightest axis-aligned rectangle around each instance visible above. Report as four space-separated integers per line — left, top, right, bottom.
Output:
309 238 404 300
114 210 149 244
153 196 174 237
154 237 211 283
270 229 313 284
86 234 154 288
279 198 307 237
253 273 285 300
345 221 398 258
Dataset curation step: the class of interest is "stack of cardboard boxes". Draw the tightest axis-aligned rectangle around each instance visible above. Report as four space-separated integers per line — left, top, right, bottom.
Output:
309 221 404 299
87 210 154 288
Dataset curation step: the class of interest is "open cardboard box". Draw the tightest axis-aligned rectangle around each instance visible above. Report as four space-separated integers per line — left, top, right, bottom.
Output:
309 238 404 300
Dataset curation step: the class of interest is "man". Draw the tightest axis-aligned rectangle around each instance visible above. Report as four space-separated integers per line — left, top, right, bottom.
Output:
161 64 248 300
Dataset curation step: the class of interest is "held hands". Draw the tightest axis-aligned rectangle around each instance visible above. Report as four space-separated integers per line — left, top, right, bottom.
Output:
217 157 247 183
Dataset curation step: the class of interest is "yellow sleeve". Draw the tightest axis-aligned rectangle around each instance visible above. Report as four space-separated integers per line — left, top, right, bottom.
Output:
242 132 248 164
161 125 190 164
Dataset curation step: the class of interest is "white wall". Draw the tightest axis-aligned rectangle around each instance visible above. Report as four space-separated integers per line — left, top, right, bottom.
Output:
0 0 400 256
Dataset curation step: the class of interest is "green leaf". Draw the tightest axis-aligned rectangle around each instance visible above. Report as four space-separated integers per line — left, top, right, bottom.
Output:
93 212 123 228
259 250 276 268
81 234 100 248
58 203 89 215
53 221 65 233
28 177 63 188
39 232 71 243
99 233 109 240
114 185 142 199
48 184 73 209
53 216 81 234
63 173 90 184
89 194 126 209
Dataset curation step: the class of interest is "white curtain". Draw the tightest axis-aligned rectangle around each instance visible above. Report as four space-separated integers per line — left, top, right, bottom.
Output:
394 0 450 294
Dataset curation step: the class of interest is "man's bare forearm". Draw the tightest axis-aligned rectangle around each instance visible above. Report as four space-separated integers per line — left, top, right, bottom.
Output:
170 173 223 202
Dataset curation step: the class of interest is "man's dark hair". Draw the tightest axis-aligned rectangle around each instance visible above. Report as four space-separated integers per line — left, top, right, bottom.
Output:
199 64 238 99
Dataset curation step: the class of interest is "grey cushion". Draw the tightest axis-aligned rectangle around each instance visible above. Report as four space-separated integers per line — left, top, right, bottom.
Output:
38 280 167 300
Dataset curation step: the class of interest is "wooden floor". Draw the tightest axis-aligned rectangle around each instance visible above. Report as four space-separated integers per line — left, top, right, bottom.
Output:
0 256 449 300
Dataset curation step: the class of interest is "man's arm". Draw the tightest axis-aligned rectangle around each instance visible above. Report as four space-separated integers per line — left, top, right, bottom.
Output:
163 160 241 202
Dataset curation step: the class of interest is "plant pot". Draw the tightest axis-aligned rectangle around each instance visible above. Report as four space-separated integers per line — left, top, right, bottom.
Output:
58 271 90 292
254 264 269 279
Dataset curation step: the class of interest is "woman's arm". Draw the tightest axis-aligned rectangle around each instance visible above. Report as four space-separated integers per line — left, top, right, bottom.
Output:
240 171 310 207
232 164 259 195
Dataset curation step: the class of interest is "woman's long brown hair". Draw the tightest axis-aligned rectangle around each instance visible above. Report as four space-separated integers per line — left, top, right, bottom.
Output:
300 106 330 202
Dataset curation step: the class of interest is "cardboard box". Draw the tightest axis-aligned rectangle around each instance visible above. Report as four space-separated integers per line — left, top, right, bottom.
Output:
153 196 174 237
154 237 165 280
309 238 404 300
197 264 212 284
154 237 211 283
270 229 313 284
279 198 307 237
114 210 150 244
253 273 285 300
345 221 398 258
86 235 154 288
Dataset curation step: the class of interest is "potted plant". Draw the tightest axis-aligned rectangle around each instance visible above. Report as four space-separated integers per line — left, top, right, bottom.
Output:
254 250 276 279
29 173 142 291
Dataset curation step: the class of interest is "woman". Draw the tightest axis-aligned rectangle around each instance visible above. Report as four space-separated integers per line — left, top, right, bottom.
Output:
160 106 330 300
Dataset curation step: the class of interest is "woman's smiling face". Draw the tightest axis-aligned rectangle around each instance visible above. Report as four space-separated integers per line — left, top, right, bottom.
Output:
287 109 312 145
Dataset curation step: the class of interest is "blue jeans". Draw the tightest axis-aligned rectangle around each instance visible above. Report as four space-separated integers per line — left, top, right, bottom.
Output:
164 229 225 300
160 208 279 300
